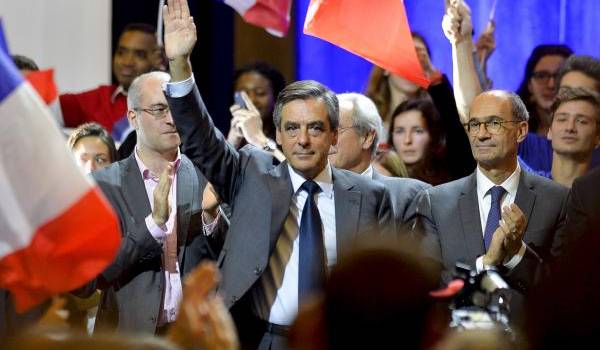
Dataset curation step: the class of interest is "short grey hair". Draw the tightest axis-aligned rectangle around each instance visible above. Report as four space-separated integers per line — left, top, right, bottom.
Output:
273 80 339 130
127 71 171 110
337 93 383 156
486 90 530 121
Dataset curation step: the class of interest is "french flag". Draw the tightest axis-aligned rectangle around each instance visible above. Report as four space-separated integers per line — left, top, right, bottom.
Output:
0 26 120 312
222 0 292 37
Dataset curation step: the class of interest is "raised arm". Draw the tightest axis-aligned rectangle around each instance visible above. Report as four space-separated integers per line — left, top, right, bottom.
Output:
443 0 482 122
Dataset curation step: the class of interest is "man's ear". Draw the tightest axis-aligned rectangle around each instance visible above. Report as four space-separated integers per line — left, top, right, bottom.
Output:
516 120 529 143
362 130 376 151
127 110 138 130
276 128 282 145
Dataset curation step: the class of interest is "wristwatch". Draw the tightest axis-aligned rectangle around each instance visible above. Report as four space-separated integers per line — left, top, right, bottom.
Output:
262 138 277 152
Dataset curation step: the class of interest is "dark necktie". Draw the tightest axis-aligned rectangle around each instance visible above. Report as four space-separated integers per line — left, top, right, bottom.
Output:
484 186 506 251
298 180 325 303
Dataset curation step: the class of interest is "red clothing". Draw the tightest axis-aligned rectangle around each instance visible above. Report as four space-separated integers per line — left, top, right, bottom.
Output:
59 85 127 132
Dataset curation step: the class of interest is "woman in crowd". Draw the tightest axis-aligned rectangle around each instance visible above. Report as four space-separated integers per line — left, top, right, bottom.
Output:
68 122 117 174
366 33 436 139
227 61 285 149
516 45 573 136
389 99 449 185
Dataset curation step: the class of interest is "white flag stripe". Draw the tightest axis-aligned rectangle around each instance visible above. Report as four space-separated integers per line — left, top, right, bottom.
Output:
0 83 92 258
224 0 255 14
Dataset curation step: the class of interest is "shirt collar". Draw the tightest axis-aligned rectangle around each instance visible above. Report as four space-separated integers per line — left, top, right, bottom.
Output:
360 165 374 179
134 145 182 182
476 163 521 199
111 85 127 103
287 162 334 199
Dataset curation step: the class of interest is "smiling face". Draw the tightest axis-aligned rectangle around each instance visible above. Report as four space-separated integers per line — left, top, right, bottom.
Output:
468 93 528 170
549 100 600 158
276 97 337 179
391 109 431 166
113 30 158 90
128 76 180 154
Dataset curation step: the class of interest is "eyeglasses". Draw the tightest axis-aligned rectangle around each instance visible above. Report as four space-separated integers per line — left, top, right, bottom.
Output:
134 105 170 118
531 70 559 83
463 119 522 135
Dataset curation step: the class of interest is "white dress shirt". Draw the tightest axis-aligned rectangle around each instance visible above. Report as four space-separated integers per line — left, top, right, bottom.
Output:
252 163 337 326
475 164 527 271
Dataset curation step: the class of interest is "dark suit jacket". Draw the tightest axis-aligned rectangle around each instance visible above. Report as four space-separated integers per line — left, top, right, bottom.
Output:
415 170 568 292
372 170 431 231
166 85 393 311
552 166 600 258
88 153 215 333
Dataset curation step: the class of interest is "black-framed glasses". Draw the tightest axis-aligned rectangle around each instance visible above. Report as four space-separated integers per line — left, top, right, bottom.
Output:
134 105 170 118
463 119 522 135
531 70 559 83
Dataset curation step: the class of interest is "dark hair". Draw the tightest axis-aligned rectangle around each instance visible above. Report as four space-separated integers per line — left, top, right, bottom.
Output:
12 55 39 71
389 99 448 185
516 44 573 131
557 55 600 93
551 86 600 123
68 123 117 163
273 80 339 130
233 61 286 102
122 23 156 36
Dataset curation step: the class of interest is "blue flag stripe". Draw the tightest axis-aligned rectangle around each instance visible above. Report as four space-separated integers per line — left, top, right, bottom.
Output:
0 22 23 102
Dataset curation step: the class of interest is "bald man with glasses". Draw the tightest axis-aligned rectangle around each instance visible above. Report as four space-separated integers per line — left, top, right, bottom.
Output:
415 90 568 296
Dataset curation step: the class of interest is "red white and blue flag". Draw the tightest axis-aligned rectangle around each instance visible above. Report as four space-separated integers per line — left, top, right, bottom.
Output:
222 0 292 37
0 23 121 312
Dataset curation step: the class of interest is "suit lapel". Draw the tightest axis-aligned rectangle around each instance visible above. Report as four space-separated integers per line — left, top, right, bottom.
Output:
458 174 486 257
267 162 293 249
122 155 152 224
176 157 197 265
515 171 536 232
332 169 360 255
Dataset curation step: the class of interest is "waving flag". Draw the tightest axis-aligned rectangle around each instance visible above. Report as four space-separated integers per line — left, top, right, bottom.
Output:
223 0 292 37
303 0 430 88
0 25 120 312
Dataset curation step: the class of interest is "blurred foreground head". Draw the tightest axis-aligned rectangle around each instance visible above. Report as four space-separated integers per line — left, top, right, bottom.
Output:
290 235 443 350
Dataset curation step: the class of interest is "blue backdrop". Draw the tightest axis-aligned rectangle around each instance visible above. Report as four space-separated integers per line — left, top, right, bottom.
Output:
295 0 600 94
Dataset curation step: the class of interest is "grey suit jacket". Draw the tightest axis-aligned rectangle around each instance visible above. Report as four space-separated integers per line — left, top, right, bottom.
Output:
89 153 215 333
415 170 568 292
372 170 431 231
166 85 394 310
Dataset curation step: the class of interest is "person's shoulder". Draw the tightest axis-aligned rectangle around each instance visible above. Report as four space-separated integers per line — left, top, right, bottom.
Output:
333 168 385 193
522 171 568 196
377 175 431 192
573 166 600 190
92 157 129 184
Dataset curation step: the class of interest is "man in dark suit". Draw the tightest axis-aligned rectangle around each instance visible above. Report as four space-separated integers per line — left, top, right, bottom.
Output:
84 71 217 334
329 92 430 230
162 1 393 348
416 90 568 292
552 165 600 258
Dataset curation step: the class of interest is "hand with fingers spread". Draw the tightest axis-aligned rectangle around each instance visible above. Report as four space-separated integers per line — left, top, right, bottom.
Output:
152 164 174 227
442 0 473 45
168 261 239 350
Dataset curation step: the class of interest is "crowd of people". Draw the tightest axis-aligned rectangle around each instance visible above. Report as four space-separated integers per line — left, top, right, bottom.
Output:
2 0 600 349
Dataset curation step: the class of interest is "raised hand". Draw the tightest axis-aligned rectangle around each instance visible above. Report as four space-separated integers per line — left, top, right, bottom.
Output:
152 164 174 226
442 0 473 45
163 0 197 60
229 91 266 147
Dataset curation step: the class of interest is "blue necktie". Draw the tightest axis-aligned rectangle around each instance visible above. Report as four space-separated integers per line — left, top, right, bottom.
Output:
298 180 325 303
484 186 506 251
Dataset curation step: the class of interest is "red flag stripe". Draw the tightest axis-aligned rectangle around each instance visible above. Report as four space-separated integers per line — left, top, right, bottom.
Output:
0 187 120 312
